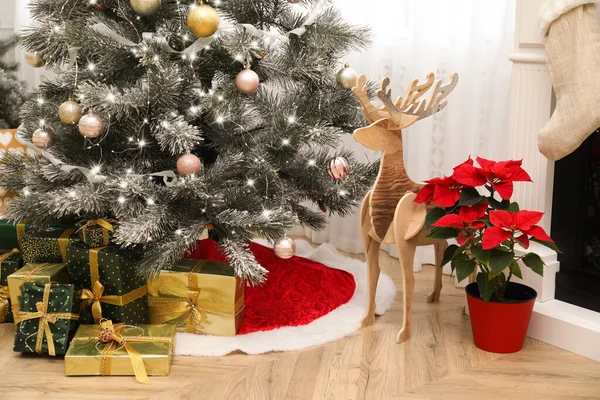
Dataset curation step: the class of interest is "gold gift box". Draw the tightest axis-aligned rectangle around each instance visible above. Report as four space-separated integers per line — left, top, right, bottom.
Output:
65 323 176 378
0 129 28 216
7 263 69 319
147 259 244 336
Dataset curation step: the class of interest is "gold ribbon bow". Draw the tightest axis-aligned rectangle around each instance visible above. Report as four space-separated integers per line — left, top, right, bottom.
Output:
14 282 79 356
79 247 147 323
147 261 242 333
0 248 19 322
77 219 115 246
58 228 76 263
72 319 173 384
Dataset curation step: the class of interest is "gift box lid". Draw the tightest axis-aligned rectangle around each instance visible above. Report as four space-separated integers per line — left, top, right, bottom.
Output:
169 259 235 277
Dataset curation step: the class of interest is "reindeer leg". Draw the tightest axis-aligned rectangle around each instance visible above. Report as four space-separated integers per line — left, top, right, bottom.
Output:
396 238 416 343
427 239 447 303
359 190 381 328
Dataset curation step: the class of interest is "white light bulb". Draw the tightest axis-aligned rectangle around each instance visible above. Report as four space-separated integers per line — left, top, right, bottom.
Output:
216 116 224 124
106 93 116 102
208 89 214 95
183 34 189 41
339 190 348 196
117 196 126 204
68 191 76 198
201 208 206 213
262 210 271 218
250 40 258 48
189 54 197 61
119 181 128 188
87 63 96 71
126 168 133 174
175 229 183 235
143 118 149 124
287 116 296 124
234 54 243 62
91 166 101 174
23 188 31 196
247 179 255 186
39 119 45 126
153 55 159 62
147 198 155 205
138 139 146 147
308 159 316 166
37 97 44 105
53 25 61 33
181 54 187 60
217 95 224 101
282 139 290 145
189 106 198 114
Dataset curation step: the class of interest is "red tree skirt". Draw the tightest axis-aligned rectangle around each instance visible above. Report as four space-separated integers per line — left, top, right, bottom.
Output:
185 239 356 334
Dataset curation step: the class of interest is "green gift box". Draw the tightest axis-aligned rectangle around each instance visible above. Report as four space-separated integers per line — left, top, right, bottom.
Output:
0 219 30 250
66 242 148 325
0 249 22 323
21 227 79 264
76 219 116 248
13 282 79 356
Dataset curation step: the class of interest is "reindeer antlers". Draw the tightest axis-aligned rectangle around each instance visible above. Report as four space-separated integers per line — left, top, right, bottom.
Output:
352 72 459 129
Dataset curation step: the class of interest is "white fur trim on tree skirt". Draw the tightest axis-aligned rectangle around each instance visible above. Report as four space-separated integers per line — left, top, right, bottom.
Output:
540 0 598 37
175 239 397 357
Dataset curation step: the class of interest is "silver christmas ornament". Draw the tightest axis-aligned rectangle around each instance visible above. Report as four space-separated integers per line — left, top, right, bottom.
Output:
78 112 104 138
336 63 358 90
32 127 55 150
235 68 260 94
177 153 203 176
130 0 160 16
24 52 45 68
58 98 83 124
274 236 296 259
328 156 350 180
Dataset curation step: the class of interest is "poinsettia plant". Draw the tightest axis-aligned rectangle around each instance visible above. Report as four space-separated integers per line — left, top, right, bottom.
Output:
415 157 560 302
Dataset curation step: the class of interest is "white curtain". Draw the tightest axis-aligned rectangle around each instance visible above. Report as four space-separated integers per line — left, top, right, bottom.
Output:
292 0 516 267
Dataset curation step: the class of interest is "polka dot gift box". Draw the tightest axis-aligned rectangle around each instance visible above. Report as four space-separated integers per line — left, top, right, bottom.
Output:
66 243 148 325
13 282 79 356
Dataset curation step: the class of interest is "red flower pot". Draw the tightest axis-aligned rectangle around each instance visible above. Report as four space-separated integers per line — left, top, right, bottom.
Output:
466 282 537 353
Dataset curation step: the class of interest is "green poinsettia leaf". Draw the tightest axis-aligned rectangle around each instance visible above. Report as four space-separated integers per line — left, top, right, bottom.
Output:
477 272 496 302
459 187 483 206
426 207 447 230
456 259 476 282
451 253 470 273
489 248 515 275
530 238 563 254
427 227 458 240
508 202 520 212
510 260 523 279
470 245 490 265
441 244 459 267
523 253 545 276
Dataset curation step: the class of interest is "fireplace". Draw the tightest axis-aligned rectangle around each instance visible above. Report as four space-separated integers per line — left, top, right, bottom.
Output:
552 129 600 313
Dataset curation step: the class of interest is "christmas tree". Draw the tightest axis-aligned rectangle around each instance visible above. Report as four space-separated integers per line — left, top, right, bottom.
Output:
0 0 375 284
0 35 27 129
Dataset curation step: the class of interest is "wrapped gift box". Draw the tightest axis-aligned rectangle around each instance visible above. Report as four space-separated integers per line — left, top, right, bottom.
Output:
76 219 115 248
147 259 244 336
7 263 69 318
65 321 176 383
21 227 79 264
0 248 22 322
0 219 30 250
0 129 29 216
66 243 148 324
13 282 79 356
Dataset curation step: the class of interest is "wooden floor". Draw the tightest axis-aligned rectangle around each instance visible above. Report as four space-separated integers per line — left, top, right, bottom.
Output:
1 246 599 400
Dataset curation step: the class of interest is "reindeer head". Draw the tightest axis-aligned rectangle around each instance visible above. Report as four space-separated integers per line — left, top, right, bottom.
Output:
351 73 459 152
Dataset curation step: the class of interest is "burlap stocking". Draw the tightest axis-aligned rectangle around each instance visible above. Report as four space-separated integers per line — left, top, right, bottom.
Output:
538 3 600 161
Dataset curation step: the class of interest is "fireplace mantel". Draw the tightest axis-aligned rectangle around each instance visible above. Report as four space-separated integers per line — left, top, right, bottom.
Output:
509 0 600 362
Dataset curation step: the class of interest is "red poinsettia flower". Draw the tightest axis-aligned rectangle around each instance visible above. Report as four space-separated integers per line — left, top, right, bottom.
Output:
475 157 532 200
433 202 488 245
452 157 486 187
415 176 463 207
482 209 553 250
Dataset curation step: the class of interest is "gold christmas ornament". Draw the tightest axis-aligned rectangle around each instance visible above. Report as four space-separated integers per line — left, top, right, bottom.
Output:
273 236 296 259
32 127 55 150
235 68 260 94
336 63 358 90
187 2 220 38
130 0 160 16
78 112 104 138
177 153 203 176
328 156 350 180
24 52 45 68
58 98 83 124
288 0 303 3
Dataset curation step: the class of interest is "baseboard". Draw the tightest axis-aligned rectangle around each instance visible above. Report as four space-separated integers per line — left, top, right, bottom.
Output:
527 299 600 362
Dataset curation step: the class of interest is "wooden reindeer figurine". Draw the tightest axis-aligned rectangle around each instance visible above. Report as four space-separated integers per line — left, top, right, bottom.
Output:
351 72 459 343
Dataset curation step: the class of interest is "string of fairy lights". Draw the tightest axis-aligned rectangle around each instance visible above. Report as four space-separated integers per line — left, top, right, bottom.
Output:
21 0 358 258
